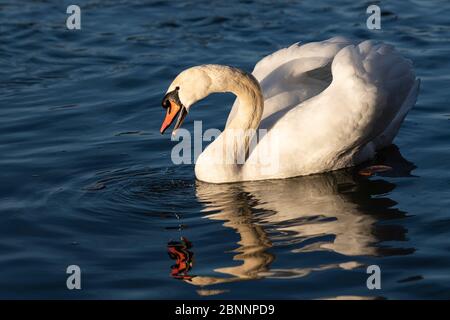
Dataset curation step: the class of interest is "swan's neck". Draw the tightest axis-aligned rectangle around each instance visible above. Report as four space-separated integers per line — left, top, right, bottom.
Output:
201 65 264 163
200 65 264 132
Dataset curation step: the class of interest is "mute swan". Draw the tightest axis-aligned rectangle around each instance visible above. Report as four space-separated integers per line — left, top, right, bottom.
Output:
160 37 419 183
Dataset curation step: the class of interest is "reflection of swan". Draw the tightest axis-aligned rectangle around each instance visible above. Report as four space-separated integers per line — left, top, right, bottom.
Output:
184 147 414 292
160 37 419 183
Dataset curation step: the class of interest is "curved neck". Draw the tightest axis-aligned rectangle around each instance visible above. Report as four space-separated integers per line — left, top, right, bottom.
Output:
205 65 265 164
202 65 264 132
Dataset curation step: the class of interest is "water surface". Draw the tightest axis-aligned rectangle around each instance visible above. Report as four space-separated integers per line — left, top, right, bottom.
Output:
1 0 450 299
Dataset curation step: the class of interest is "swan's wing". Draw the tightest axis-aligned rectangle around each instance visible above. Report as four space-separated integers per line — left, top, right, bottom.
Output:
226 37 352 126
291 40 417 160
333 40 417 150
252 36 351 81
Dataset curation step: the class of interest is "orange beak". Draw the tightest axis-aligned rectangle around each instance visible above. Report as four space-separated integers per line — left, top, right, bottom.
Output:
160 101 181 134
160 101 188 135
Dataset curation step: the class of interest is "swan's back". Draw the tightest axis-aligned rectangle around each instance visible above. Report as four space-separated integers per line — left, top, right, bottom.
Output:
207 37 419 182
244 38 418 180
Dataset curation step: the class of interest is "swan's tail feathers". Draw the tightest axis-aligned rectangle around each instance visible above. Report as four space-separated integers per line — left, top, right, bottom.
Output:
372 78 420 150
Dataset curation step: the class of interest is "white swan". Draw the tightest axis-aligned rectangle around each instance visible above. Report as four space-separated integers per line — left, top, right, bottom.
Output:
160 37 419 183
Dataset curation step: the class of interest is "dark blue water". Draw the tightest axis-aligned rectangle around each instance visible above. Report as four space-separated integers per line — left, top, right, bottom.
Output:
1 0 450 299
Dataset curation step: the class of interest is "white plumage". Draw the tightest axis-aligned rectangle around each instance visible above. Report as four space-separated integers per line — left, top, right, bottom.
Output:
164 37 419 183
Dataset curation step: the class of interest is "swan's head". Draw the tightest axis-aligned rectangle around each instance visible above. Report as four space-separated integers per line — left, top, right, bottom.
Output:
160 86 187 135
160 66 213 134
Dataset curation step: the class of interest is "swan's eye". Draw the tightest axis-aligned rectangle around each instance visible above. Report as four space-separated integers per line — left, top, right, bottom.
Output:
175 86 180 91
162 99 171 109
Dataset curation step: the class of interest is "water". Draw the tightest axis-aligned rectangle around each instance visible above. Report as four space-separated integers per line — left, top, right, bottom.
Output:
1 0 449 299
